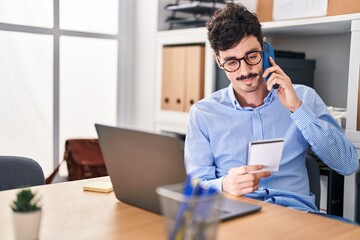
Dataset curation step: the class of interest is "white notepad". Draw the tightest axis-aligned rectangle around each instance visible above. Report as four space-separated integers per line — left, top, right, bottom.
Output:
247 139 284 172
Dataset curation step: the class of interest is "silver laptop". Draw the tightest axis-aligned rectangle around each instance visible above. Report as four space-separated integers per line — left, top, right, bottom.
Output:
95 124 261 220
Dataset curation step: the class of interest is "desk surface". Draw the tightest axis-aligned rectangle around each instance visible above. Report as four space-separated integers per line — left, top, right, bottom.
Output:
1 177 359 240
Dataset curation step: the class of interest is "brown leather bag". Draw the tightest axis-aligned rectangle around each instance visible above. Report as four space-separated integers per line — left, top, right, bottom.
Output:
46 139 107 184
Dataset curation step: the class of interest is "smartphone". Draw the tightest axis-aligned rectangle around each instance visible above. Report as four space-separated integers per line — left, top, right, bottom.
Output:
263 42 278 89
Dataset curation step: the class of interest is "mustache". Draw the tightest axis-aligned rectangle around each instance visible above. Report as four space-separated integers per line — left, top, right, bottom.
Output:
236 73 259 81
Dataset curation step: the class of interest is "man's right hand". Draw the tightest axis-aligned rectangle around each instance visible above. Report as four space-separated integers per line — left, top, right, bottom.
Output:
222 165 271 196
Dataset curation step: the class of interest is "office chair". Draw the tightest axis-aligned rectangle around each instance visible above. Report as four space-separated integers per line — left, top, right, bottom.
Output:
305 153 321 210
0 156 45 191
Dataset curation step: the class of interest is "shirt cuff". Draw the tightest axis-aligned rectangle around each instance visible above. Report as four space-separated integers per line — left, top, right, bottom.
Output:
291 103 316 131
201 176 225 192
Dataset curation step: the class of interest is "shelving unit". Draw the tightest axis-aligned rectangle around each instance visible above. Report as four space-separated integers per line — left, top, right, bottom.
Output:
155 13 360 221
156 13 360 132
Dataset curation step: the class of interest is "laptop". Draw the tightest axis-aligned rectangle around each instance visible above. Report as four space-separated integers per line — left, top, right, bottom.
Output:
95 124 261 220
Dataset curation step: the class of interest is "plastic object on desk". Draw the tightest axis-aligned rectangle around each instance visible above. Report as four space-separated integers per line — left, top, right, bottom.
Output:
158 177 221 240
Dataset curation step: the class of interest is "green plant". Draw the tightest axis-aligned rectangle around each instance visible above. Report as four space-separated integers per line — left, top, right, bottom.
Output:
11 188 41 212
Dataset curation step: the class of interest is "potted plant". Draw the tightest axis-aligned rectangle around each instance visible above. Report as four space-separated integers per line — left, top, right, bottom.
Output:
11 188 42 240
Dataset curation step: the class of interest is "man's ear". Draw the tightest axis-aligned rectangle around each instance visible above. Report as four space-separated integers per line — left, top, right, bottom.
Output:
262 37 266 49
213 53 220 66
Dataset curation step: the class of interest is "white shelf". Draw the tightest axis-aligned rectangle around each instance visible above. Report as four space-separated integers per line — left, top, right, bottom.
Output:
346 130 360 149
155 28 215 134
157 27 207 44
262 13 360 36
158 13 360 36
154 111 189 134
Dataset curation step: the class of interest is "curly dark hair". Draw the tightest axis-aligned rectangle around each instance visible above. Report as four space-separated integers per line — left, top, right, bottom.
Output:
206 3 263 54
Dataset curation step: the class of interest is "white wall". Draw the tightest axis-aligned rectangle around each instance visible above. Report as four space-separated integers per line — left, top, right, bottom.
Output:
132 0 159 131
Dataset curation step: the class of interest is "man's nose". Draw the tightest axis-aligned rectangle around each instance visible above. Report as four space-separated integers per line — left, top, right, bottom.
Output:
237 59 251 74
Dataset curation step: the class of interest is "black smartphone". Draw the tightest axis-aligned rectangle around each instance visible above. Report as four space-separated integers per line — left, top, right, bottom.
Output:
263 42 278 89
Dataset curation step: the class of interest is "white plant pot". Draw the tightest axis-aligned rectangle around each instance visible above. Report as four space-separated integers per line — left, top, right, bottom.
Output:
12 210 42 240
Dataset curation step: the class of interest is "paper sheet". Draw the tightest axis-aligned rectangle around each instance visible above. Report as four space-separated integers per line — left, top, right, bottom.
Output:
247 139 284 172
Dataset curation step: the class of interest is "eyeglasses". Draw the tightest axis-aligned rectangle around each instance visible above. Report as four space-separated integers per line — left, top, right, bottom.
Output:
217 51 263 73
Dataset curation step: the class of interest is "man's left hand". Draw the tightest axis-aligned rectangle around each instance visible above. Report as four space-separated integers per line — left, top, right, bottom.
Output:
263 57 302 112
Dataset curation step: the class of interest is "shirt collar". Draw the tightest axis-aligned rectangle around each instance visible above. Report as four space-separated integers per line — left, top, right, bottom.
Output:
227 83 276 110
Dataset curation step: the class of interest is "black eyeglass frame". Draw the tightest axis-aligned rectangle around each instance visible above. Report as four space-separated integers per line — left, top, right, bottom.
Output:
217 50 264 73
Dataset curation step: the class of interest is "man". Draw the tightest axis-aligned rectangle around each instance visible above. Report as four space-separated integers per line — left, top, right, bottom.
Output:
184 3 359 213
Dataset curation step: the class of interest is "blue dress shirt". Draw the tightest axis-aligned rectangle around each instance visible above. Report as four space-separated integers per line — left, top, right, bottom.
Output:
184 83 359 212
